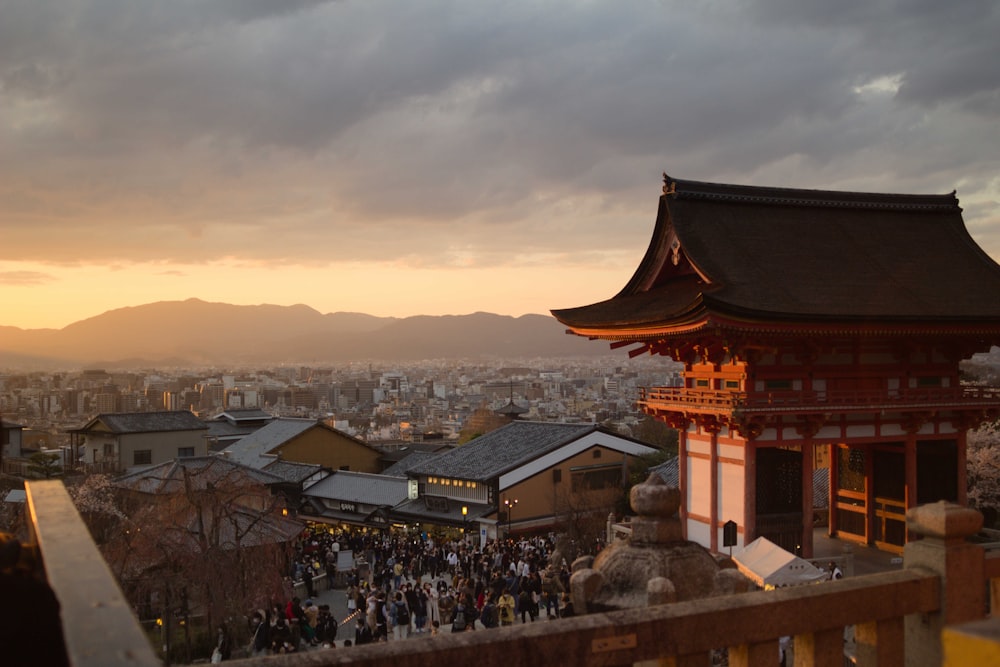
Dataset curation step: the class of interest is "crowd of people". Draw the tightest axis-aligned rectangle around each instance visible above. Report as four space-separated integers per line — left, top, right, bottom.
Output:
241 527 580 656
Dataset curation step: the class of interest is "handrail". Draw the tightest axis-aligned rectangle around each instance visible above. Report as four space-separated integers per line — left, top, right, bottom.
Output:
25 480 161 667
638 385 1000 414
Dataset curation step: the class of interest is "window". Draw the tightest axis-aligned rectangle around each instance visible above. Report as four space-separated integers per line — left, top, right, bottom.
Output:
765 379 792 391
177 447 195 458
133 450 152 465
592 449 602 459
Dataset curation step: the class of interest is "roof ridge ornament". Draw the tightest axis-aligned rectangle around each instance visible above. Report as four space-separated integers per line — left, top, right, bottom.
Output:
662 172 676 196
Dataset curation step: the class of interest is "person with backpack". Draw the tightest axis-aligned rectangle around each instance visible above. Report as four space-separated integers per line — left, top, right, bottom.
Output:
450 597 469 632
389 591 410 641
480 596 499 629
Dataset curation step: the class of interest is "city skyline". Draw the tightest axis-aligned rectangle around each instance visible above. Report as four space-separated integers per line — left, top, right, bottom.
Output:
2 1 998 330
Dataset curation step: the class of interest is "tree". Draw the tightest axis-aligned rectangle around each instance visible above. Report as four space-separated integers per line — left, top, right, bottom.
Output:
632 417 679 456
99 460 301 663
553 474 624 554
68 474 126 544
967 422 1000 525
26 452 62 479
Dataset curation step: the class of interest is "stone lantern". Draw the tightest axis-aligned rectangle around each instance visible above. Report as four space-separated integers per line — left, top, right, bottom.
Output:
570 473 748 613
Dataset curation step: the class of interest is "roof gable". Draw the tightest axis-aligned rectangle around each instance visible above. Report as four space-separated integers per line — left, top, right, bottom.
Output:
219 418 318 467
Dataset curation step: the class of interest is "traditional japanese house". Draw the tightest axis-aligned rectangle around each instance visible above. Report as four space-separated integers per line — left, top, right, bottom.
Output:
552 174 1000 556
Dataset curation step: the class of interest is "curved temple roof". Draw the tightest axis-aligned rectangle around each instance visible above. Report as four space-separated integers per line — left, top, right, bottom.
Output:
551 174 1000 338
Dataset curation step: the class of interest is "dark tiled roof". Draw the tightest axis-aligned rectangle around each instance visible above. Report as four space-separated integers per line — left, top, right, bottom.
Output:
113 456 285 494
380 450 440 477
303 470 410 507
552 175 1000 332
74 410 208 434
391 497 495 525
407 421 600 481
263 459 325 484
220 418 317 467
650 457 679 487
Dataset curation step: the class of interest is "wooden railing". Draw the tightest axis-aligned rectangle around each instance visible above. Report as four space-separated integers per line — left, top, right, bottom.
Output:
638 385 1000 416
19 482 1000 667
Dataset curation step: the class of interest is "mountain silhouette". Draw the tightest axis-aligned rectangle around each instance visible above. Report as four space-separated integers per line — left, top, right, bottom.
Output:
0 299 611 368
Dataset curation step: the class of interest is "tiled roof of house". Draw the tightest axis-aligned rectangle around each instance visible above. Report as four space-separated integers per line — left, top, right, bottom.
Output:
380 450 440 477
219 418 318 468
113 455 284 494
74 410 208 434
407 421 603 481
263 459 325 484
303 470 410 507
650 457 679 487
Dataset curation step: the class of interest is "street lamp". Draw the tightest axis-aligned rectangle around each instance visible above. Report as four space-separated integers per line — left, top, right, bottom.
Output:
461 505 468 539
503 497 518 537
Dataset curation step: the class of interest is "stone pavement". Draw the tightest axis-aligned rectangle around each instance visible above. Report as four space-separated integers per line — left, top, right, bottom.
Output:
811 528 903 577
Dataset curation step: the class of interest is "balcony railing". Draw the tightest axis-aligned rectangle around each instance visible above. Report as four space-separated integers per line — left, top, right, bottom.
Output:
19 480 1000 667
639 385 1000 416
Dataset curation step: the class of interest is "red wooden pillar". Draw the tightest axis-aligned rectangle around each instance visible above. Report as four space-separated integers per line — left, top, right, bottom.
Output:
744 441 756 546
679 426 688 540
828 444 839 537
905 434 917 543
864 444 875 545
709 428 719 553
956 429 968 505
904 434 917 510
801 441 814 557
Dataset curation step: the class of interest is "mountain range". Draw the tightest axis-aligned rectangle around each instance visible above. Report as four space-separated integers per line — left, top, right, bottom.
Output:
0 299 615 369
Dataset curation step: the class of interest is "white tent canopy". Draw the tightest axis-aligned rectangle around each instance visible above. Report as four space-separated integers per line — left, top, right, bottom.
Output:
733 537 828 588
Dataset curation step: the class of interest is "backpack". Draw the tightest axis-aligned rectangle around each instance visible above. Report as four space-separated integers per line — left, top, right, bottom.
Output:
481 603 498 628
395 601 410 625
452 606 467 631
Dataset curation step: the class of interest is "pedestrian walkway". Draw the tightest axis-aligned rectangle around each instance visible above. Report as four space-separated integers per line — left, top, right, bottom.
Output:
811 528 902 577
302 572 557 650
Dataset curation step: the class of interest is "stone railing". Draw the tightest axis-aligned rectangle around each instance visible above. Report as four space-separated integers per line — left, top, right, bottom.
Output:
17 480 1000 667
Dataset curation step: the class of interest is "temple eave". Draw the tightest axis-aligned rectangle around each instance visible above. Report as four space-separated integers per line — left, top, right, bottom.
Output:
564 314 1000 345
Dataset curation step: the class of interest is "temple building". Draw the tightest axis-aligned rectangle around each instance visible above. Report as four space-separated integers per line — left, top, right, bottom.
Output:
552 174 1000 556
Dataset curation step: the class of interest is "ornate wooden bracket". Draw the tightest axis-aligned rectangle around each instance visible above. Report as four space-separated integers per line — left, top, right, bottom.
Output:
794 414 828 439
901 410 935 434
697 415 724 434
733 416 769 441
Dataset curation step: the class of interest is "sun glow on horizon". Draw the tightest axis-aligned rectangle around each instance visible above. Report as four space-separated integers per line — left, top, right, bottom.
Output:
0 258 632 330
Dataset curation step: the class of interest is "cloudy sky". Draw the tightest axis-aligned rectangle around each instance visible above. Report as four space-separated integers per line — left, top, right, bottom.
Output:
2 0 998 329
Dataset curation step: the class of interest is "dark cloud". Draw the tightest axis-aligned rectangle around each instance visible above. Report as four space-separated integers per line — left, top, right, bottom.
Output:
1 0 998 266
